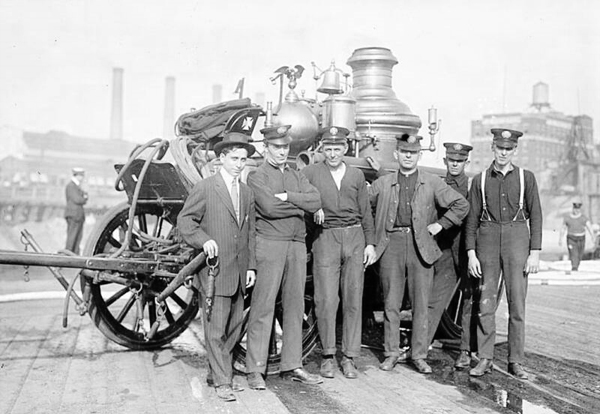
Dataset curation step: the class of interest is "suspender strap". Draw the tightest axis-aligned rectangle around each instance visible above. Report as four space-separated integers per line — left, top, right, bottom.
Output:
512 167 525 221
480 167 526 222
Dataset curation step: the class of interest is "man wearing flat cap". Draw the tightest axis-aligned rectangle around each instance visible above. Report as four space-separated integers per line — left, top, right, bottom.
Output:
64 167 88 254
245 125 323 389
302 126 377 379
370 133 469 374
559 198 596 272
178 132 257 402
426 143 479 369
465 128 542 380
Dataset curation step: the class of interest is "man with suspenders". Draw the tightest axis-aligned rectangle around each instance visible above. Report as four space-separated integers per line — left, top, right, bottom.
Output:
465 128 542 380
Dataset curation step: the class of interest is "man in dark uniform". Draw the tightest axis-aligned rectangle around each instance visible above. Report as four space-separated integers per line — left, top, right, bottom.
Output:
64 167 88 254
426 143 476 367
370 133 469 374
178 132 257 402
245 125 323 389
466 128 542 380
302 126 377 379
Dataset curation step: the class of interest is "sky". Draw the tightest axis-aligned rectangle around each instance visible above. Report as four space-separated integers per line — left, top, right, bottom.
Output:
1 0 599 159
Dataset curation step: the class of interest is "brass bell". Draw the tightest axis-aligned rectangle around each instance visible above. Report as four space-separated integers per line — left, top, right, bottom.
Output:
317 62 343 95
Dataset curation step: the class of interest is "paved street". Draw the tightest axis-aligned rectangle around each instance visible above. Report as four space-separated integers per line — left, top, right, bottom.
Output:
1 263 599 414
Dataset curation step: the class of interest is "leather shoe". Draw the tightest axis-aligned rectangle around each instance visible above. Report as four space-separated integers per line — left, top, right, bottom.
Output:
397 348 411 363
469 358 493 377
341 357 358 379
282 368 323 385
247 372 266 390
412 359 432 374
379 355 399 371
320 358 335 378
508 363 529 380
454 351 472 370
215 385 236 402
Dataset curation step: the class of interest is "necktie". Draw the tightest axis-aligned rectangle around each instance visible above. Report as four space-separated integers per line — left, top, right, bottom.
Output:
231 179 240 223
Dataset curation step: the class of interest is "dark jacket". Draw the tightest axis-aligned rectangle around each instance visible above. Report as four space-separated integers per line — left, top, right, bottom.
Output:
247 161 321 242
177 172 256 297
370 169 469 265
64 180 87 221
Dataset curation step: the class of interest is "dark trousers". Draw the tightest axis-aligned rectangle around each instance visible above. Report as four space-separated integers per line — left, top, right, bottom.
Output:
427 247 458 344
203 286 244 387
246 238 306 374
65 218 84 254
379 230 433 360
567 234 585 271
476 221 529 363
458 275 479 352
313 226 365 358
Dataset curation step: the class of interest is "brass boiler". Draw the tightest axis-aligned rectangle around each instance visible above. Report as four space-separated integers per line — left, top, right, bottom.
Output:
274 85 320 157
347 47 421 163
321 95 357 139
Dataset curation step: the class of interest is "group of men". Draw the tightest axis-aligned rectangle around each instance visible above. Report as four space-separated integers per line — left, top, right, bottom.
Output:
177 123 543 402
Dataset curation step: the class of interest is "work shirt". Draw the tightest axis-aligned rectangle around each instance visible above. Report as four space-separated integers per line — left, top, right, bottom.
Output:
395 170 417 227
465 163 542 251
302 161 376 245
437 172 469 252
247 161 321 242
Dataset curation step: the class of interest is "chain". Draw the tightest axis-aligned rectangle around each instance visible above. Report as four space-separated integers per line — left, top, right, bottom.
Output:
21 234 30 282
131 285 148 336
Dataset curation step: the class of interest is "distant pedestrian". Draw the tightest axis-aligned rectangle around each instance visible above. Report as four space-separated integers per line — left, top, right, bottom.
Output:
302 126 377 380
466 128 542 380
64 167 88 254
559 199 596 272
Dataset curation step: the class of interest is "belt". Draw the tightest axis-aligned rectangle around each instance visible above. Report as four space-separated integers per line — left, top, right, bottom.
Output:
326 223 362 230
567 232 586 237
389 226 411 233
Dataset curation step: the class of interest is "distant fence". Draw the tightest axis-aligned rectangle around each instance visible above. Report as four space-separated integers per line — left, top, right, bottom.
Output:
0 185 127 225
0 202 112 225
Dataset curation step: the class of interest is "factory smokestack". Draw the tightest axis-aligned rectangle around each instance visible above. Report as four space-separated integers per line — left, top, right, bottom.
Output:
110 67 124 140
212 84 223 104
163 76 175 139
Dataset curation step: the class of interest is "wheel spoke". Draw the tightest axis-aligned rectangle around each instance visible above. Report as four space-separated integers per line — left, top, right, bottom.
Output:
138 213 148 234
107 235 122 249
148 299 157 326
105 286 129 307
153 216 164 238
116 293 136 323
169 292 188 310
163 304 175 324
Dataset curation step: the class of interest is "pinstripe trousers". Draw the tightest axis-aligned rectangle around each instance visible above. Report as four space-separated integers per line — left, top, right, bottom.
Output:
202 285 245 387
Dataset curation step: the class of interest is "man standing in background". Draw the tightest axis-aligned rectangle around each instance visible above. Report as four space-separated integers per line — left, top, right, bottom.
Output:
64 167 88 254
422 143 477 369
559 198 597 272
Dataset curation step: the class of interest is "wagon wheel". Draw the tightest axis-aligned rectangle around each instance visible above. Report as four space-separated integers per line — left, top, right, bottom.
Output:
232 274 319 375
82 202 200 350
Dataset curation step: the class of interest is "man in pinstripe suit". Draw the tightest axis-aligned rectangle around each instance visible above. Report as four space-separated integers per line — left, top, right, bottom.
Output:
178 132 257 402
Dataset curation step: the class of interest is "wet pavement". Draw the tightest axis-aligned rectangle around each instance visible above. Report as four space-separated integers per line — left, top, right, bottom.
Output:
1 264 600 413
